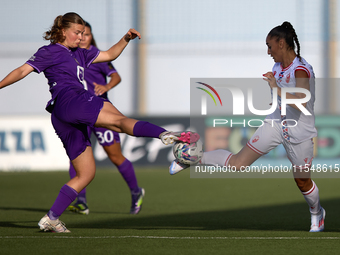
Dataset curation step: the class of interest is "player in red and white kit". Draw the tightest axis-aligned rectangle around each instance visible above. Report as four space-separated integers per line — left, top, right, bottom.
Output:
170 21 325 232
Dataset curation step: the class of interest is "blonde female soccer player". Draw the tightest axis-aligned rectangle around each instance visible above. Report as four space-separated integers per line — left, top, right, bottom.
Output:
0 12 198 232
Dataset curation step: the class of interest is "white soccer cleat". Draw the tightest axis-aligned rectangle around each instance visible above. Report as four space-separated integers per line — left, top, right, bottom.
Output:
309 207 326 232
159 131 200 145
38 214 71 233
169 159 190 175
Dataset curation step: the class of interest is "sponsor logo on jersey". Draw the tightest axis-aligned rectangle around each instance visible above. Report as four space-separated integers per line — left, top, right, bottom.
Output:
277 71 284 84
29 55 36 62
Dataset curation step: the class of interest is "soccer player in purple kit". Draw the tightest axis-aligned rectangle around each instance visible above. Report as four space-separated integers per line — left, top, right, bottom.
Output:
0 12 199 233
67 21 144 215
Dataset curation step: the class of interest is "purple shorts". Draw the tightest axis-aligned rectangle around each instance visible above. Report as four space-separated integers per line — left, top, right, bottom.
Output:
51 87 108 160
90 126 120 146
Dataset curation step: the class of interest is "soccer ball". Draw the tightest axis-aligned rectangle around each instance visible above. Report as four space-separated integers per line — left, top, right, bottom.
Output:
173 140 203 165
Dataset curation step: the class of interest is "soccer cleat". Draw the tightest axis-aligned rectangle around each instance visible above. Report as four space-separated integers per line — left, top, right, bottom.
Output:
169 159 190 175
159 131 200 145
309 207 326 232
130 188 145 214
67 203 89 215
38 214 70 233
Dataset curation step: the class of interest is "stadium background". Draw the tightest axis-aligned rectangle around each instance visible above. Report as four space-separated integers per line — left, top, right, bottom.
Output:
0 0 339 171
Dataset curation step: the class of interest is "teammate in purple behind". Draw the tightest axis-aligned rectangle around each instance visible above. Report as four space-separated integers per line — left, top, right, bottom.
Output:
0 12 199 233
170 22 325 232
67 21 144 215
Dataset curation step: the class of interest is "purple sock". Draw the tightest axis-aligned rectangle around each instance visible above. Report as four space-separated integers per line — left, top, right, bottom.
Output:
118 159 139 193
47 184 78 220
69 162 87 204
133 121 166 138
77 190 87 204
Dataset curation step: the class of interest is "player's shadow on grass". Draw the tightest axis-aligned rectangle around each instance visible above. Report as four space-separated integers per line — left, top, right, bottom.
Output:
0 207 47 213
0 221 38 229
71 198 340 232
0 207 48 229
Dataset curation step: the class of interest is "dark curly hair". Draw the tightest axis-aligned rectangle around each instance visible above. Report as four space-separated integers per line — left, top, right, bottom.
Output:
44 12 85 44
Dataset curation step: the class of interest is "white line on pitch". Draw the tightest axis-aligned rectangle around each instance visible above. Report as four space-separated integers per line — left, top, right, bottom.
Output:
1 236 340 240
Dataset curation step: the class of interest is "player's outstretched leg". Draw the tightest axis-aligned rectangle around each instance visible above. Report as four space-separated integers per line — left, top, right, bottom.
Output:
96 103 199 146
169 148 233 175
160 131 200 145
169 159 191 175
97 104 199 144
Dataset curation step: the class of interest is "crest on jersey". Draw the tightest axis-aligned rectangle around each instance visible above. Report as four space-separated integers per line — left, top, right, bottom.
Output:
286 73 291 83
252 135 259 143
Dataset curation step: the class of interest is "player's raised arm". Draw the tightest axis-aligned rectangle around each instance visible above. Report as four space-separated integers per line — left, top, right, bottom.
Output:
93 28 141 64
0 63 34 90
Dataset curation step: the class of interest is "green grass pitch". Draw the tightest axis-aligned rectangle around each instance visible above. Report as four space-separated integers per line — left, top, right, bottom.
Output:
1 167 340 255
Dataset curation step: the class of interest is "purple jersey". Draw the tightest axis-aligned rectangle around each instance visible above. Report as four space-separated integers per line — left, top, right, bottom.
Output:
26 43 99 112
86 45 117 99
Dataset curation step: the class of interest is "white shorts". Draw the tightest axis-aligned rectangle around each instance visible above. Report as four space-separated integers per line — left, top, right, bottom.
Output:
247 120 314 169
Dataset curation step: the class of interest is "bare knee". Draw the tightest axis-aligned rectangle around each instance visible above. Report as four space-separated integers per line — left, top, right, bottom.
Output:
77 170 95 183
107 153 125 166
294 178 312 192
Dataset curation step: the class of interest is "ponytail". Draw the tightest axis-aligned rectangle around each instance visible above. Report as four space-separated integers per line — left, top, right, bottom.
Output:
268 21 302 61
43 12 84 44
